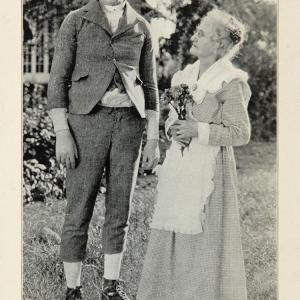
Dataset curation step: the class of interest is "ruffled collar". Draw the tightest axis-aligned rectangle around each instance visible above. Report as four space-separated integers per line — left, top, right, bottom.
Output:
193 58 249 104
172 58 249 105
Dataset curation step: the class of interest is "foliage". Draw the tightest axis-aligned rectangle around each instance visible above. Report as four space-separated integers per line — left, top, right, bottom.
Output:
162 84 194 120
227 0 277 141
23 83 66 203
24 0 89 22
161 84 195 155
23 0 142 32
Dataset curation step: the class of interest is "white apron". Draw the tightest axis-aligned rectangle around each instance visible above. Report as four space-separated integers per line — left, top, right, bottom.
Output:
151 58 249 234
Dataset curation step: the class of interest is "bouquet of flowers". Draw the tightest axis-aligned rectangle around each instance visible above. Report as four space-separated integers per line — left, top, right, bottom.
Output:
162 84 195 156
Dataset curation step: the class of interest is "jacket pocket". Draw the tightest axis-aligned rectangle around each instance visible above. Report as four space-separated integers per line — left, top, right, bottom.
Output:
71 70 89 82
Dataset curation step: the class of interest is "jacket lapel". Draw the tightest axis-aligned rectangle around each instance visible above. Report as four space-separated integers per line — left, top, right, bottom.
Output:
82 0 112 35
113 2 139 38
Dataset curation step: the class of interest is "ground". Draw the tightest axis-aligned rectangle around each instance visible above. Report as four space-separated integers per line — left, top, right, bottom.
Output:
23 141 277 300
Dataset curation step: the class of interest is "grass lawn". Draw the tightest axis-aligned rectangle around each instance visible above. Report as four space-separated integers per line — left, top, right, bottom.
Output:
23 141 277 300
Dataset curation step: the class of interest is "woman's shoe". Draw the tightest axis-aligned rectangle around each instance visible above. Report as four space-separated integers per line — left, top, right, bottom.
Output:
101 278 130 300
65 286 83 299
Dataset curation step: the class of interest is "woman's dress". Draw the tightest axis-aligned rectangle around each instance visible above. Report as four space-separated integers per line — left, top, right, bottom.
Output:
137 59 251 300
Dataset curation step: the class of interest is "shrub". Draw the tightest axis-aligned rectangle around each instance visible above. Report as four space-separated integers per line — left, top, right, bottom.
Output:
23 83 65 203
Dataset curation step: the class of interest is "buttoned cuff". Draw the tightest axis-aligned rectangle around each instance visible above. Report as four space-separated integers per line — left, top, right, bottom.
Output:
197 122 210 145
49 108 70 133
145 109 159 140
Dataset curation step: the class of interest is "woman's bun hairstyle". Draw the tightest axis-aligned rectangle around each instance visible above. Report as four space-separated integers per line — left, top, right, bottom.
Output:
203 9 247 59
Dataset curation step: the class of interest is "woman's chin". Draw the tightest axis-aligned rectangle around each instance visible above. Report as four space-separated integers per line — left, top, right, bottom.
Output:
190 47 199 57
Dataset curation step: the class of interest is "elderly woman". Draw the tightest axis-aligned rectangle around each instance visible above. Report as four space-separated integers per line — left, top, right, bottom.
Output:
137 9 251 300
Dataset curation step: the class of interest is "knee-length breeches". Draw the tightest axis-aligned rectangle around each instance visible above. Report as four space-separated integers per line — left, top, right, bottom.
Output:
59 106 145 262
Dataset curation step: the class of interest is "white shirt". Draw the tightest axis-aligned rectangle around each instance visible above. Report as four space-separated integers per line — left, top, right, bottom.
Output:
101 0 126 32
99 0 133 108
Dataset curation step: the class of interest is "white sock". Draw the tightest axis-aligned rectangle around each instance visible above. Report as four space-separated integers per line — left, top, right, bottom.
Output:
104 253 123 280
63 261 82 289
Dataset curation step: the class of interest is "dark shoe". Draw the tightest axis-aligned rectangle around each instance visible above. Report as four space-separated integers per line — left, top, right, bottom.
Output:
101 278 130 300
66 286 83 299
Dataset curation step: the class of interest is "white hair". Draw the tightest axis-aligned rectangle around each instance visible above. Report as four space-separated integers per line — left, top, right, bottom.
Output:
202 8 247 59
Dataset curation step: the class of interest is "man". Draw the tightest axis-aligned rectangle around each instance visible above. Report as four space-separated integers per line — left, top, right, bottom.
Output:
47 0 159 299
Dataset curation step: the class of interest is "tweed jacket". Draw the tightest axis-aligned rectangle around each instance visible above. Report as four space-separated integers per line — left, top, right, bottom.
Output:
47 0 159 117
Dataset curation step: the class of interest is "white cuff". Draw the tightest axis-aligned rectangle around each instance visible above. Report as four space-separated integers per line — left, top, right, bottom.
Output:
49 108 70 133
197 122 210 145
145 109 159 140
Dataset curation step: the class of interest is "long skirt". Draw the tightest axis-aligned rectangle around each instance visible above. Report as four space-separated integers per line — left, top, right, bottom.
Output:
137 147 247 300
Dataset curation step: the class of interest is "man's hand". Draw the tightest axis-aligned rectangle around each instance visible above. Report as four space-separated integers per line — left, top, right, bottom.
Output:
142 139 160 170
170 120 198 141
56 130 78 169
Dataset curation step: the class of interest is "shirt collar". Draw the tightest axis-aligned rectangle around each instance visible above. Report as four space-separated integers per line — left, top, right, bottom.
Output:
100 0 126 13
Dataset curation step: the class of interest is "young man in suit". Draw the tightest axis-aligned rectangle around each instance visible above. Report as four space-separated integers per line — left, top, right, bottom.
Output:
47 0 159 299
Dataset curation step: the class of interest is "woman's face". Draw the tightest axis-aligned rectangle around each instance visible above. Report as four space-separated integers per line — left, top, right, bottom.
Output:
190 18 220 59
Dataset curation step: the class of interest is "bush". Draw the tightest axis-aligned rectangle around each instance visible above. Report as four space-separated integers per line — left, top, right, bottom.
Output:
23 83 65 203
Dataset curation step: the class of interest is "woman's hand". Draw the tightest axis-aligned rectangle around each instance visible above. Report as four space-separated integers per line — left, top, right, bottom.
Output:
169 127 191 147
170 120 198 141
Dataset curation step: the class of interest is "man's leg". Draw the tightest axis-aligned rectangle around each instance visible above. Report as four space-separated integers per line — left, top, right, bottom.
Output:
101 108 145 298
60 109 113 289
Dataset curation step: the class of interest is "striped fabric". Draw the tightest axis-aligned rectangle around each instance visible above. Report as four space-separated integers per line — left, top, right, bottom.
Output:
137 79 251 300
